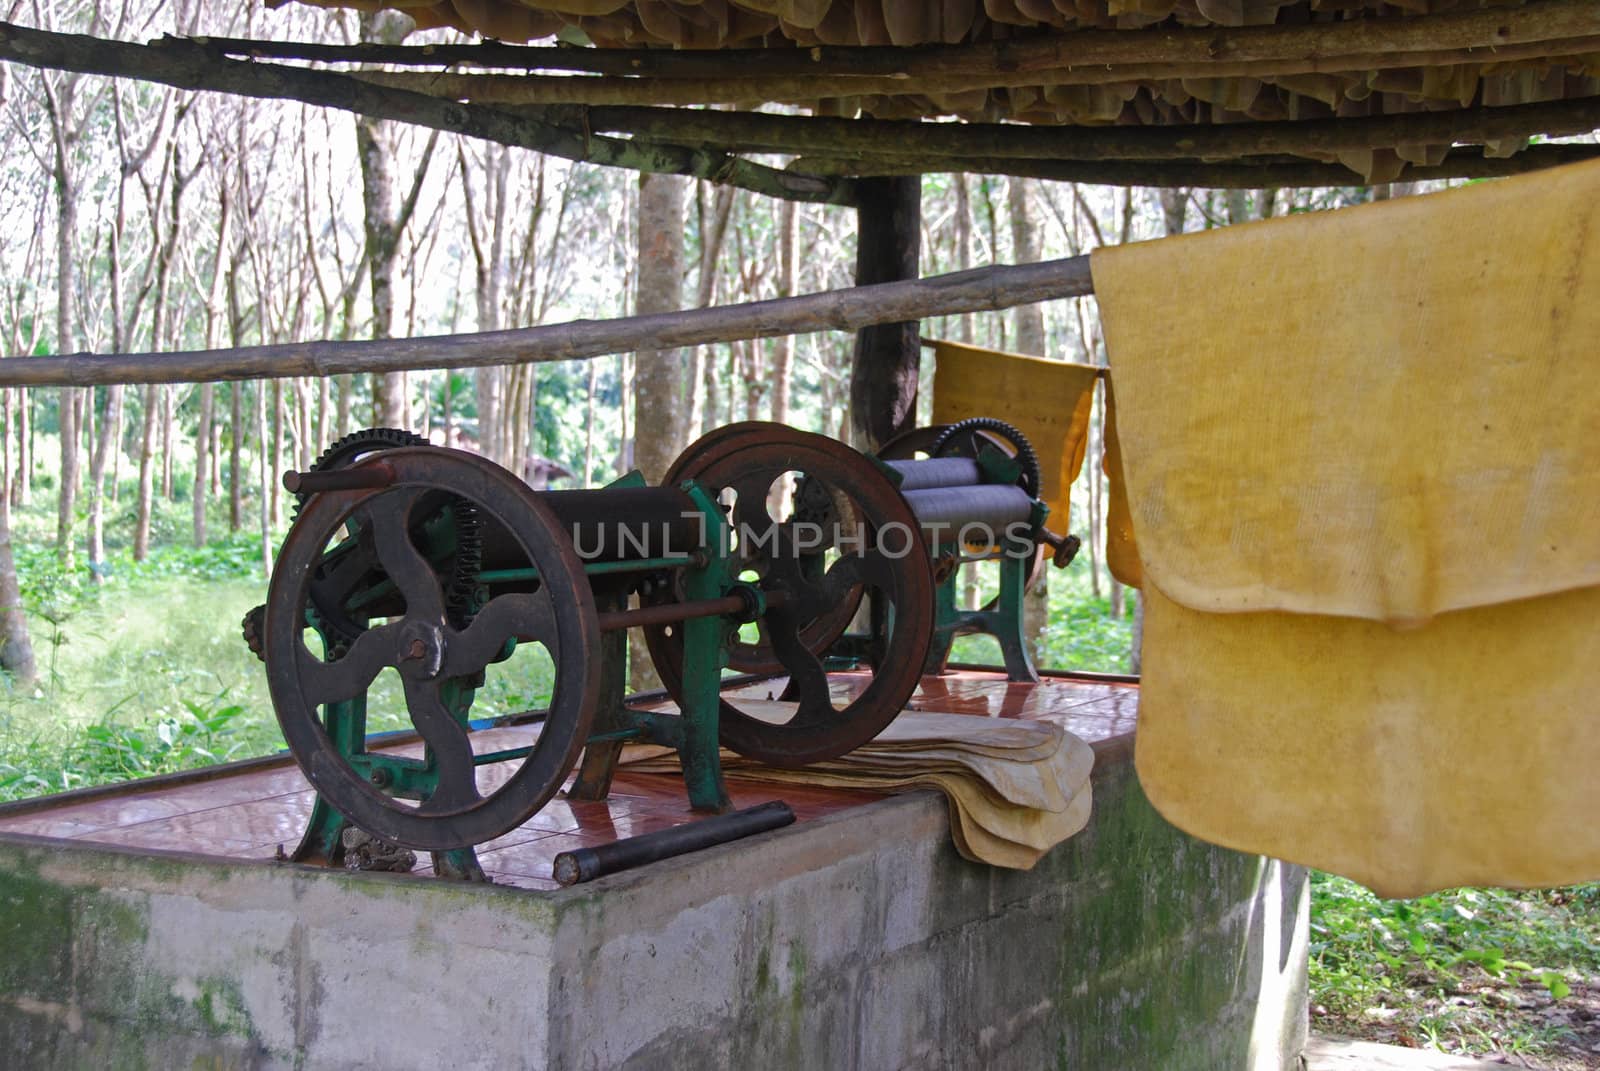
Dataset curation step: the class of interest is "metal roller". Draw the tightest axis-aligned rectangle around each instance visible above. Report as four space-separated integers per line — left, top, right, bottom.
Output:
884 457 984 491
903 485 1036 539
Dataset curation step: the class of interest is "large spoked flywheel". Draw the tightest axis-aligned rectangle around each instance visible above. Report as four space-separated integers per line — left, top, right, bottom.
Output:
658 421 865 675
264 446 600 852
645 426 935 767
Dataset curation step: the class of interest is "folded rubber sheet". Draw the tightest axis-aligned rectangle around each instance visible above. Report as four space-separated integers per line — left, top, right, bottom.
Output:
929 339 1099 519
621 707 1094 870
1091 159 1600 898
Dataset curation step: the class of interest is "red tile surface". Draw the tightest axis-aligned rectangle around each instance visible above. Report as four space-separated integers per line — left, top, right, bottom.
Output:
0 671 1136 888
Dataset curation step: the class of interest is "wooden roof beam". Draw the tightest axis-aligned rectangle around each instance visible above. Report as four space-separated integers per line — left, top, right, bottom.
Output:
0 21 855 205
186 0 1600 84
348 34 1600 107
788 143 1600 188
513 97 1600 164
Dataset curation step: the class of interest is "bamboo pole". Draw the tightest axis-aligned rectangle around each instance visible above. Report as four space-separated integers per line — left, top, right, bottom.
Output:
0 22 852 206
184 1 1600 82
0 257 1094 388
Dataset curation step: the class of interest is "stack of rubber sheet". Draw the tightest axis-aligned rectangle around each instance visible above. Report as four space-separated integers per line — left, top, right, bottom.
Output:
1092 157 1600 898
621 706 1093 869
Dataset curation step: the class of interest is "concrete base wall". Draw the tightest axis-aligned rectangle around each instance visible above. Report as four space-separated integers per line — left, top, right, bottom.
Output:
0 753 1308 1070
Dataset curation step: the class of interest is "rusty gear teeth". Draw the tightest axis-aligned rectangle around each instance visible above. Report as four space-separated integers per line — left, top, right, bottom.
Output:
931 416 1043 500
241 604 267 663
443 500 483 631
294 427 429 516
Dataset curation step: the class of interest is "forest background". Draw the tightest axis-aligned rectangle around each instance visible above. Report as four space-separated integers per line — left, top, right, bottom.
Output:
0 0 1596 1065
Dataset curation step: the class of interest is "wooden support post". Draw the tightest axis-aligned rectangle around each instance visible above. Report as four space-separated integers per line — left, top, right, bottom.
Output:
850 176 921 450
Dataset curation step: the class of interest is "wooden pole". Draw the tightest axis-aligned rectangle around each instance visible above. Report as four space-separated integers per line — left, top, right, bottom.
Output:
186 2 1600 82
509 97 1600 166
353 38 1600 107
788 142 1600 188
850 177 922 450
0 255 1092 388
0 22 852 206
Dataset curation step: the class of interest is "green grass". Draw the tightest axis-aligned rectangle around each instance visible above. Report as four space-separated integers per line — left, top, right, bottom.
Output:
0 492 558 800
1310 872 1600 1065
950 555 1138 674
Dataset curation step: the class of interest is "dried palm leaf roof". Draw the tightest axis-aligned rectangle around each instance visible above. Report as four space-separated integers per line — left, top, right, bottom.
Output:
283 0 1600 182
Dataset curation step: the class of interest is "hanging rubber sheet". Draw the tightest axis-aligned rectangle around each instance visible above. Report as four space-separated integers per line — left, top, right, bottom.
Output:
1090 159 1600 898
929 339 1099 518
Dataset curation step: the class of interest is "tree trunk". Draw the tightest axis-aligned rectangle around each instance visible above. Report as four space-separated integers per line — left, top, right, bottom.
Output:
1008 180 1047 355
357 12 434 431
631 171 686 484
193 383 211 547
86 385 121 578
686 183 735 441
335 375 351 439
270 379 283 526
210 421 221 497
954 173 974 345
13 395 28 509
770 198 798 426
743 339 763 422
1006 177 1050 662
133 384 158 561
583 358 597 482
0 483 35 684
316 376 330 451
257 377 272 576
54 228 79 569
1158 187 1189 236
160 387 174 499
358 89 404 425
617 353 630 475
849 177 921 450
110 397 123 507
229 383 242 532
629 172 685 690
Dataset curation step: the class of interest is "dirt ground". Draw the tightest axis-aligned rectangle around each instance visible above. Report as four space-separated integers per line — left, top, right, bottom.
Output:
1314 972 1600 1069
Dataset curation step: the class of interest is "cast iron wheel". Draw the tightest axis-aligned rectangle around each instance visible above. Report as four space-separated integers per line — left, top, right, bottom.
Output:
264 446 600 852
875 424 949 461
653 421 864 677
644 428 935 767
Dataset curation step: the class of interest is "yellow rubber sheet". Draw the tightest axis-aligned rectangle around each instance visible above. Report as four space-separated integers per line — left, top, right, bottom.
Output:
929 340 1099 519
1090 159 1600 897
1094 161 1600 626
1101 381 1142 589
1138 584 1600 899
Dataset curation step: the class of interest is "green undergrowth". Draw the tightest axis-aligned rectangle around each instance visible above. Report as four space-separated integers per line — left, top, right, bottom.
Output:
949 556 1137 674
0 494 558 801
1310 872 1600 1067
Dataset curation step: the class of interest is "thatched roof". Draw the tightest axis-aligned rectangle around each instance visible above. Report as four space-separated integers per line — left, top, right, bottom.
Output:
292 0 1600 180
